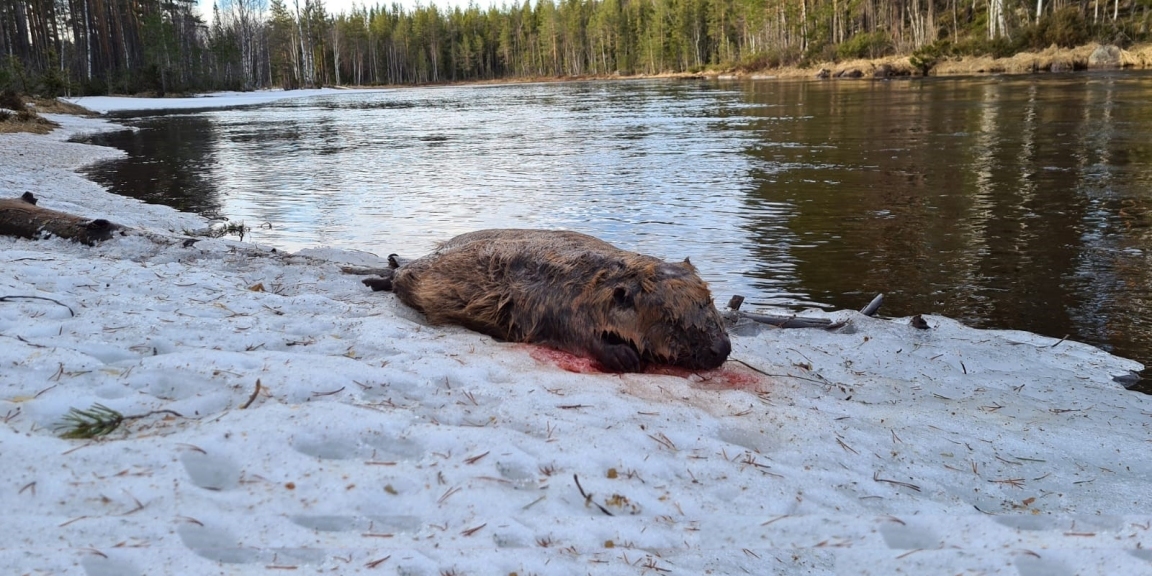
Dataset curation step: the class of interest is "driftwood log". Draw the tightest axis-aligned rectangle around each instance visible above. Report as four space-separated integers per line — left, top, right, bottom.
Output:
0 193 125 245
725 293 884 329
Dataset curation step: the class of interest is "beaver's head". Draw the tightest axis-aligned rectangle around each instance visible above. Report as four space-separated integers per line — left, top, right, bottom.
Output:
590 257 731 372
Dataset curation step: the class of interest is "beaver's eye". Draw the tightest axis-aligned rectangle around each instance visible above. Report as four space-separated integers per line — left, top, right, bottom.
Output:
613 287 633 308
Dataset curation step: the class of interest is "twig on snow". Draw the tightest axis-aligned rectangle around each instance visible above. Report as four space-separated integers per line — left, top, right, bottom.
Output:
0 295 75 317
573 474 613 516
729 358 830 385
239 379 262 409
873 471 921 492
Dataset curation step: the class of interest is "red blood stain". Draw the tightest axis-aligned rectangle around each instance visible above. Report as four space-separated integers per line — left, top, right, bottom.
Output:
524 345 766 390
648 364 765 391
527 346 601 374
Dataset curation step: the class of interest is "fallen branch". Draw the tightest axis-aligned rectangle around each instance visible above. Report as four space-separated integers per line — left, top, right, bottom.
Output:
734 311 844 329
0 295 75 317
724 293 883 329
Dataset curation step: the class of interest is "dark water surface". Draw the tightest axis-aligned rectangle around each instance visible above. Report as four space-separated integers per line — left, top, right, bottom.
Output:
80 74 1152 387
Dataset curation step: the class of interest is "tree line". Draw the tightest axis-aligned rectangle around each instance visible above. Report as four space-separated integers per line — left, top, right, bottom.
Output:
1 0 1149 95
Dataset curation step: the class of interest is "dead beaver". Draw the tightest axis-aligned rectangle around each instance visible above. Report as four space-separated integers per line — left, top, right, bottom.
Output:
363 229 731 373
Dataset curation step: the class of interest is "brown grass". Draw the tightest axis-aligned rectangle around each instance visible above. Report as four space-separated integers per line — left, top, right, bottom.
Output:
0 111 58 135
1121 44 1152 67
0 95 92 135
931 44 1094 75
706 41 1152 80
335 41 1152 93
810 42 1151 78
29 97 98 116
347 41 1152 89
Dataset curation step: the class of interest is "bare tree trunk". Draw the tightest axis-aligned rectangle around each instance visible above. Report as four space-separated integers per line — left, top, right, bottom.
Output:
83 0 92 79
293 0 314 86
988 0 1007 39
952 0 958 41
331 20 339 85
833 0 839 44
801 0 808 52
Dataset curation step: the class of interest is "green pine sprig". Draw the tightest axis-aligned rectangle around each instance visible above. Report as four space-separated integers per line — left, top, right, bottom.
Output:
55 404 125 439
54 404 184 439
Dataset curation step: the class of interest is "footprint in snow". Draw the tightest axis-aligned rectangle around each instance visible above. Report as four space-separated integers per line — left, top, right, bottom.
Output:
81 554 142 576
180 450 240 491
879 522 940 550
177 522 259 564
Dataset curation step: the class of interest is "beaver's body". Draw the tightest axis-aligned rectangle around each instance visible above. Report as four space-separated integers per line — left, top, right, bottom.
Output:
365 229 731 373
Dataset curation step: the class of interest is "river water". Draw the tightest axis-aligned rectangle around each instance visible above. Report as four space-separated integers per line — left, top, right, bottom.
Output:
80 73 1152 387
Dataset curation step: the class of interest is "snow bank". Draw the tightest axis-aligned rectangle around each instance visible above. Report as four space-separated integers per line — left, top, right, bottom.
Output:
1 107 1150 575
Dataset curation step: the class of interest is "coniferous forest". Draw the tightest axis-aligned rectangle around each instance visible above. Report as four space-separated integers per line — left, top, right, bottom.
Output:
1 0 1150 96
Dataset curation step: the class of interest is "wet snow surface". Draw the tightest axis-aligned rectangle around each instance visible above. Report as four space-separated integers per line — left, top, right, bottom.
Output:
2 94 1150 575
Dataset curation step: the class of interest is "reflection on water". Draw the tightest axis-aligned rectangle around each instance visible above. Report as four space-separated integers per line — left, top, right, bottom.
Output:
86 114 224 215
82 74 1152 388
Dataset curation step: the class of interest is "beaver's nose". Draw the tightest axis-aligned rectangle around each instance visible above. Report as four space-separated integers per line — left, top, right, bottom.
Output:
711 335 732 363
695 334 731 369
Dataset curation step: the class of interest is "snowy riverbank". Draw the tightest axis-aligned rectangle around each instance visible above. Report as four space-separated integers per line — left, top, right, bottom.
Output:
2 97 1150 575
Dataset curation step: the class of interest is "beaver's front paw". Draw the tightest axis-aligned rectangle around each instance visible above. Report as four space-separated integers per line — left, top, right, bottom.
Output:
595 343 642 373
362 277 394 292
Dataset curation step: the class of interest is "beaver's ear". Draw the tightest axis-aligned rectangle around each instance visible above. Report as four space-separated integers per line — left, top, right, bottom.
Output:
613 286 633 308
681 257 696 271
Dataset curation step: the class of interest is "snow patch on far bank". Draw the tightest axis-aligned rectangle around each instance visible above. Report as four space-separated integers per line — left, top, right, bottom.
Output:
64 88 383 115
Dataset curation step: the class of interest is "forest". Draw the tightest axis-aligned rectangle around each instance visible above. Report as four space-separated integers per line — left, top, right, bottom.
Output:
1 0 1150 95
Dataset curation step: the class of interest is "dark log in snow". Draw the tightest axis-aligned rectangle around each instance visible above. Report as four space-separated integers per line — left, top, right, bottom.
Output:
0 193 126 245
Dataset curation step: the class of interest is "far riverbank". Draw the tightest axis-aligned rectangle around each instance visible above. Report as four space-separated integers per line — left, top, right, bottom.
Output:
442 42 1152 86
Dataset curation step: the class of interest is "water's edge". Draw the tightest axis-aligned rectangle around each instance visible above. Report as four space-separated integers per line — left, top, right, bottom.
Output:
77 77 1152 390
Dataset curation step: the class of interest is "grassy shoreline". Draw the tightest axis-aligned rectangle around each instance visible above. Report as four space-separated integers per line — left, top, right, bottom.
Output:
451 41 1152 85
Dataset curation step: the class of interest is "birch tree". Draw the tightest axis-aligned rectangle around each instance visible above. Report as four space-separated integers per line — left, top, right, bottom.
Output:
988 0 1007 39
220 0 266 89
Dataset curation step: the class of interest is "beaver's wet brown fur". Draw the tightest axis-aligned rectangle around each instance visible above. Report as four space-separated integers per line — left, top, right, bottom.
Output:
365 229 731 373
